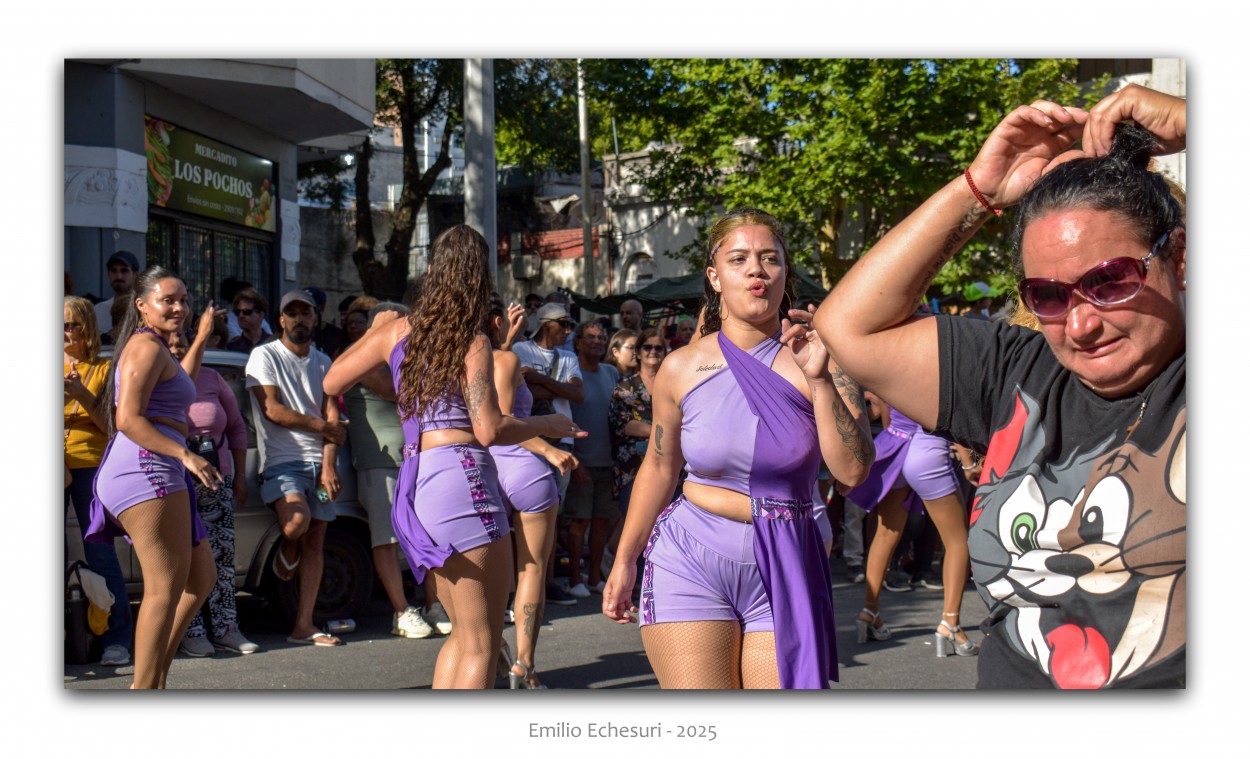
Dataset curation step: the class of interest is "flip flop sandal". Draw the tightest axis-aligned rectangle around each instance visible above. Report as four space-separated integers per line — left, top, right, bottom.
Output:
285 632 341 647
272 543 300 582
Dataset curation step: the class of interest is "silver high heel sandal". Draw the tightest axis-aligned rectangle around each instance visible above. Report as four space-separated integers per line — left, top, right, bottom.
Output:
934 617 979 658
855 607 892 644
509 659 549 689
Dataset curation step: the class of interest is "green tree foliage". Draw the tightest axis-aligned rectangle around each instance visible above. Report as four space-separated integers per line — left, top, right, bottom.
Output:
340 59 595 299
585 58 1107 295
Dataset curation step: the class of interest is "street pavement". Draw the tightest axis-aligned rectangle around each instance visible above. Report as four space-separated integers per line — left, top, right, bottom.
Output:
64 554 986 690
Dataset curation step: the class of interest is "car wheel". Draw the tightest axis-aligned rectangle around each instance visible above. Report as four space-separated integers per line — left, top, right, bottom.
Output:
272 524 374 624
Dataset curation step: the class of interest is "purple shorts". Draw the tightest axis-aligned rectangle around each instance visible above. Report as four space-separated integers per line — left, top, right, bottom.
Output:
639 495 772 633
413 443 510 553
491 444 558 514
87 423 206 546
900 432 959 502
95 424 189 513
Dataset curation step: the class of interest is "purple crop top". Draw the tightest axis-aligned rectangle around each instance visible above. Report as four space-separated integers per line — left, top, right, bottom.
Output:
511 378 534 419
387 339 472 431
114 364 195 423
680 335 789 496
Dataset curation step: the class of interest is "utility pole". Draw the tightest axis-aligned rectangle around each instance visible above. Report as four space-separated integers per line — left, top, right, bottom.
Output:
464 58 497 283
578 58 594 297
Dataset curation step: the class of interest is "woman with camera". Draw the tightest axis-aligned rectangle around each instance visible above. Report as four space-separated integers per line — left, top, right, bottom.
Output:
168 327 258 657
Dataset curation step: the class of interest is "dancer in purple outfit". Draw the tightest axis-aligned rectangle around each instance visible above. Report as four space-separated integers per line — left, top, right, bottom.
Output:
86 266 222 688
486 293 578 688
324 225 582 689
602 209 874 689
846 394 977 656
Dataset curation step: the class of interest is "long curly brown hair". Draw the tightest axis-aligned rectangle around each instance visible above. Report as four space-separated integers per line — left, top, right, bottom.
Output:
396 225 494 421
700 208 796 337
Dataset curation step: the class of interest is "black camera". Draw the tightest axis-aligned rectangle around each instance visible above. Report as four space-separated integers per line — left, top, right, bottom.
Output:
187 434 220 469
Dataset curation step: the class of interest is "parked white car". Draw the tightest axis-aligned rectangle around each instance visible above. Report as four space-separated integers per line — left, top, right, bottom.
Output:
66 349 379 623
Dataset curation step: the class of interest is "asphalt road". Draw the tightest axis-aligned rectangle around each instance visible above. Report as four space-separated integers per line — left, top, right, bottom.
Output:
64 552 986 691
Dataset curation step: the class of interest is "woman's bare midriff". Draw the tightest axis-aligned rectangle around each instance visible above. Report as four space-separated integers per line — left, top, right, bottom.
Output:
682 480 752 523
420 427 479 451
149 416 188 438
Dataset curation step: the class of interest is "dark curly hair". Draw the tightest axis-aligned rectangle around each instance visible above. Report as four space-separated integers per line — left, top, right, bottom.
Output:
1009 122 1184 276
396 225 494 421
699 207 797 338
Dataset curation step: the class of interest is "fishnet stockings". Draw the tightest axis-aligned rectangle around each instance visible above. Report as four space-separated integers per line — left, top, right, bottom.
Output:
431 540 513 689
642 622 781 689
117 494 214 688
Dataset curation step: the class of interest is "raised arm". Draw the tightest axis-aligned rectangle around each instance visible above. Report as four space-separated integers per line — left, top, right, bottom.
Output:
323 315 403 397
815 100 1087 429
782 306 873 487
180 303 220 381
464 334 583 448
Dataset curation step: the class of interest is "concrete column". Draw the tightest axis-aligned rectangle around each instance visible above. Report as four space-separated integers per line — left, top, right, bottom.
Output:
463 59 498 283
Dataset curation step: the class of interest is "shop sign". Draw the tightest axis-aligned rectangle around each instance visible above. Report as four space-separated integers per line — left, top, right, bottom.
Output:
145 115 275 232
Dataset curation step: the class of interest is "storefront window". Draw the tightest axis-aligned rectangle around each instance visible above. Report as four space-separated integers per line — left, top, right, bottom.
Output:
147 214 274 318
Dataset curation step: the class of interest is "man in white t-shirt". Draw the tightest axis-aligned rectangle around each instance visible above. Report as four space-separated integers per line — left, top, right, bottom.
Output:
93 251 139 334
245 289 348 647
512 303 585 607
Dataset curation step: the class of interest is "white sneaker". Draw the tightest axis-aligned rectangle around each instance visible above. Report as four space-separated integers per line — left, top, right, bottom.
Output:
179 633 215 658
424 602 452 635
392 606 434 639
589 580 606 593
100 644 130 667
211 625 260 654
568 582 591 598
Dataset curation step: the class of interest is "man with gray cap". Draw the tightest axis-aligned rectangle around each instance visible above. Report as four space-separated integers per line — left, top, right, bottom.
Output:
93 250 139 334
245 289 348 646
512 302 585 607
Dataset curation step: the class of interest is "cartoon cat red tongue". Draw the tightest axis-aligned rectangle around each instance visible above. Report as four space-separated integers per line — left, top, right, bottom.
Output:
1046 624 1111 689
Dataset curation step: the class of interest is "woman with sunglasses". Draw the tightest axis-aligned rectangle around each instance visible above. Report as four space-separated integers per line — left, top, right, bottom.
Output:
324 225 582 689
816 84 1186 689
64 295 133 668
602 209 874 689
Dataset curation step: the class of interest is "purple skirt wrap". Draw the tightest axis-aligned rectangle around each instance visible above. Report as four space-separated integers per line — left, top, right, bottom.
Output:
85 428 208 547
392 442 454 584
750 498 837 688
845 424 924 515
719 332 838 688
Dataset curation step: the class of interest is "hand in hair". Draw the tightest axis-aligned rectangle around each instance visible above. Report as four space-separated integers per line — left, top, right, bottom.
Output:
1083 83 1186 159
966 100 1088 211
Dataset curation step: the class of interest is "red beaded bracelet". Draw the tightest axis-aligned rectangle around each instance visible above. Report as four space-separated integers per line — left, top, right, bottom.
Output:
963 169 1002 217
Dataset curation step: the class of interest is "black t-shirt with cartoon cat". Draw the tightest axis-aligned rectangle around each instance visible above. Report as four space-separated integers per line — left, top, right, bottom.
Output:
934 316 1185 689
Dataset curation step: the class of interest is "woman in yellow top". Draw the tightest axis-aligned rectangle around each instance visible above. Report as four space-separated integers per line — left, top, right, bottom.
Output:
64 295 133 667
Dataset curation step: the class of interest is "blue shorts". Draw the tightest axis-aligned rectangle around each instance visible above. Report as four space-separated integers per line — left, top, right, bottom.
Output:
260 460 336 522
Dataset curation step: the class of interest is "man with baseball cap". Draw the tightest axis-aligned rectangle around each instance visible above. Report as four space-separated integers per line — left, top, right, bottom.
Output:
93 250 140 334
512 302 585 607
245 288 349 646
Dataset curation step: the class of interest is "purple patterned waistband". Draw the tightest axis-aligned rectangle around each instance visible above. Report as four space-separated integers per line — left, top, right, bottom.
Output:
750 497 814 521
402 442 420 460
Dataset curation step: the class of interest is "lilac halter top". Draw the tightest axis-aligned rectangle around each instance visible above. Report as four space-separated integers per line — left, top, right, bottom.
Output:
511 378 534 419
714 330 838 688
387 339 472 432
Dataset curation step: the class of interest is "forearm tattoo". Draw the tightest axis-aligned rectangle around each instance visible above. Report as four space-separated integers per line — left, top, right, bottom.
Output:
913 203 987 302
465 366 492 428
654 423 664 455
828 370 873 467
831 366 868 419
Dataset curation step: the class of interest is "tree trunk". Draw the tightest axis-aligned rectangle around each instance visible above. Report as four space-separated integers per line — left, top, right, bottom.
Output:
816 196 851 289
